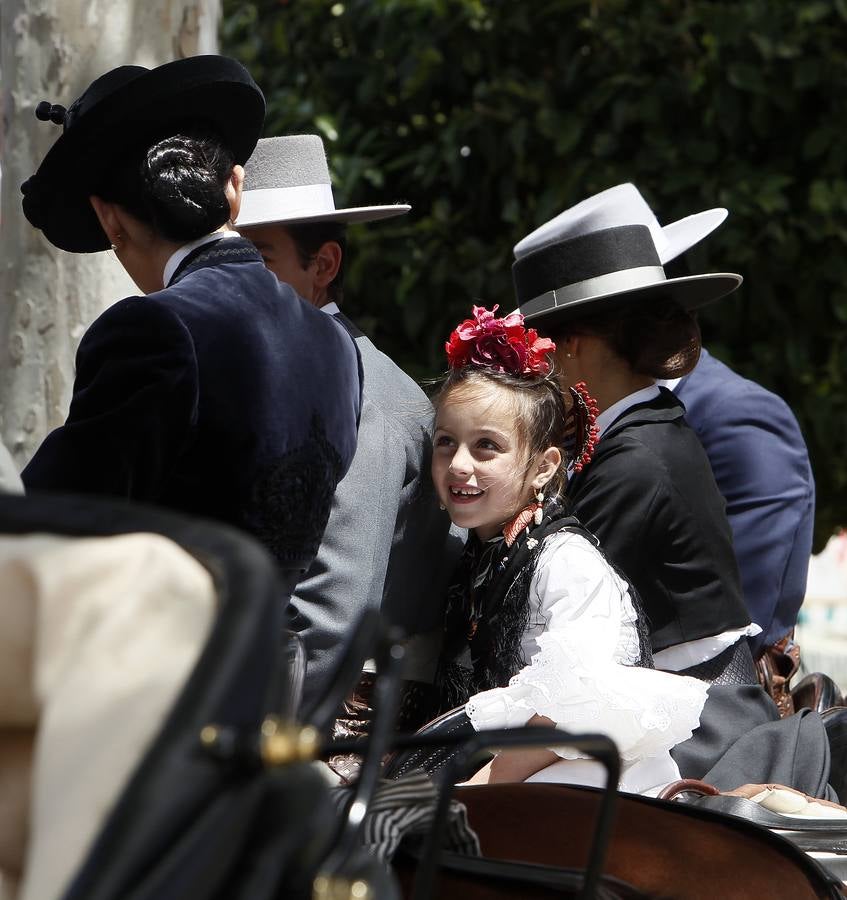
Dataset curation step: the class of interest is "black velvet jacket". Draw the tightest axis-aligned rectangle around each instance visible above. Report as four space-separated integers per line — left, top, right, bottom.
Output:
23 237 362 572
566 388 750 652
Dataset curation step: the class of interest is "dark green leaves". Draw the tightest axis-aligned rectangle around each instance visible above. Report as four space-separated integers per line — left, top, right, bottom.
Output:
223 0 847 544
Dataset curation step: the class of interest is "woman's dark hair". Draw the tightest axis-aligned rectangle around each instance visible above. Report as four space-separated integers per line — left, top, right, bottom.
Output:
96 125 235 243
434 366 573 500
285 221 347 304
549 296 701 378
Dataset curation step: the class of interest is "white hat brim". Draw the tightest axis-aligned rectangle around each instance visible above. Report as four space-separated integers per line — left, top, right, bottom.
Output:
235 203 410 229
521 271 742 329
660 208 728 264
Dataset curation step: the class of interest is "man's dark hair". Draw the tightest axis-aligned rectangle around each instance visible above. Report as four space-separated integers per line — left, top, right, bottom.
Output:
285 221 348 304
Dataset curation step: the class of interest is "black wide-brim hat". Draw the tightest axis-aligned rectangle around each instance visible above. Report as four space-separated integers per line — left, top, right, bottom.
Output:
512 224 742 330
21 55 265 253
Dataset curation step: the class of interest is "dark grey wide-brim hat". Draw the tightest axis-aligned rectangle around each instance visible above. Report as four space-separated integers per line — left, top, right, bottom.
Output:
237 135 410 227
512 224 742 330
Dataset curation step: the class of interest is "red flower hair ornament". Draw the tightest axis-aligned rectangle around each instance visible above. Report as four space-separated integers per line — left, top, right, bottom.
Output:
444 305 600 481
445 305 556 377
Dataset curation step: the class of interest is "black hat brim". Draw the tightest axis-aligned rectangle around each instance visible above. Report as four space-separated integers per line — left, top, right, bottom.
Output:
521 272 742 331
23 56 265 253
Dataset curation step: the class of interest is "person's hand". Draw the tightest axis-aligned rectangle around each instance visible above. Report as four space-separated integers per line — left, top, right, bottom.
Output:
457 715 561 785
459 759 495 786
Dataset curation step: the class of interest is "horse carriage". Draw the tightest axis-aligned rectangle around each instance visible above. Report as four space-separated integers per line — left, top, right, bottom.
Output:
2 492 846 900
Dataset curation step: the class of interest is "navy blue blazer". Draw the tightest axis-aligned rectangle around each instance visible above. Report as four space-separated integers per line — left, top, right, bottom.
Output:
676 349 815 653
22 237 362 573
567 388 751 653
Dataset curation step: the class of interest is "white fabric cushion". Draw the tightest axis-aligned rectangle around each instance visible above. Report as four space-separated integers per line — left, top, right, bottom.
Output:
0 533 215 900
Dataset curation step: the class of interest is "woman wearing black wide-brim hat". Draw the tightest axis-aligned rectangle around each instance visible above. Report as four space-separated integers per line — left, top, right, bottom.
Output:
509 193 837 799
20 56 362 580
512 202 754 679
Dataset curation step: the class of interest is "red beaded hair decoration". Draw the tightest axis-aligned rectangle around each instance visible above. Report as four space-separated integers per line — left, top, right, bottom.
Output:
565 381 600 473
444 304 599 472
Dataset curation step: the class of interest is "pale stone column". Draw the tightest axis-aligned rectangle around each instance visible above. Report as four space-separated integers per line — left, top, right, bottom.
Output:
0 0 221 467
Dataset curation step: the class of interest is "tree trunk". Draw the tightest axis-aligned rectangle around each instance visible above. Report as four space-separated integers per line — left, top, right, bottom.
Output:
0 0 221 467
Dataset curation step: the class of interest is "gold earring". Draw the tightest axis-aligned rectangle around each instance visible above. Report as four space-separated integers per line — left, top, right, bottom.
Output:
110 233 123 252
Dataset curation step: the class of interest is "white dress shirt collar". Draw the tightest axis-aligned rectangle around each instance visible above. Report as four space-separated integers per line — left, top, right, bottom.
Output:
163 229 240 287
320 301 341 316
595 384 661 440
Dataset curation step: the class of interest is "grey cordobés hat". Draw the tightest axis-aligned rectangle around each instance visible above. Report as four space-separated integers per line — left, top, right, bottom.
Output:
512 224 742 330
237 135 411 227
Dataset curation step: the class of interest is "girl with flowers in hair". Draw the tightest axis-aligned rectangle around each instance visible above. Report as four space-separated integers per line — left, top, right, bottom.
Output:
429 305 709 793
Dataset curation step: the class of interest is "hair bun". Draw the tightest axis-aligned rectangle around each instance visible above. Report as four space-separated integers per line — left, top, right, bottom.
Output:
35 101 67 125
136 130 233 242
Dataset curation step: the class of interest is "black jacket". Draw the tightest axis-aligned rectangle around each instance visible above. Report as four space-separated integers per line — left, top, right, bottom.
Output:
567 388 750 652
23 237 362 573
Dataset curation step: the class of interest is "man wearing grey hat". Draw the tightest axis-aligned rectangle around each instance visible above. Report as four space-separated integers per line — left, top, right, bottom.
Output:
237 135 456 718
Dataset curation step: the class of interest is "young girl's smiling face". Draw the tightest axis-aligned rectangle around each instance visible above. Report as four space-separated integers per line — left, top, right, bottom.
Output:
432 382 537 541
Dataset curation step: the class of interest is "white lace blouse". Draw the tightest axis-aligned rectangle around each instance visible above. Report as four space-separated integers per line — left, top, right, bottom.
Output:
464 531 709 792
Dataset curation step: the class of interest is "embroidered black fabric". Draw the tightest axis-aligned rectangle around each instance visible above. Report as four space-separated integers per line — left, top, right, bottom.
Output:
677 639 758 686
434 499 654 714
249 415 343 569
171 236 258 284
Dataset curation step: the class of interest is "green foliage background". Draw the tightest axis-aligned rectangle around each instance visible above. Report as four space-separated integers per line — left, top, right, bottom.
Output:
222 0 847 546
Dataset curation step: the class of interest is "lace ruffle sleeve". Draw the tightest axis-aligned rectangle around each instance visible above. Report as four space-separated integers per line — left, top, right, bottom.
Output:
465 531 708 762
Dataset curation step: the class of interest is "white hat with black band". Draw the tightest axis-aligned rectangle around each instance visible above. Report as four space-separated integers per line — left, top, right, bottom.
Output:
514 182 728 264
512 223 741 329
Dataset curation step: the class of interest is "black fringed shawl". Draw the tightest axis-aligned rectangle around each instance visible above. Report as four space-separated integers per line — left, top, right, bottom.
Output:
435 499 653 714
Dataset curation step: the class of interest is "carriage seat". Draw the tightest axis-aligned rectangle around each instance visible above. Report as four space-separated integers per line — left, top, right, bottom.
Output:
0 532 216 900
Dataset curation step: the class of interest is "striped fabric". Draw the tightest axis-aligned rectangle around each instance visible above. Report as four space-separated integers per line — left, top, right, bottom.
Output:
330 770 480 862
